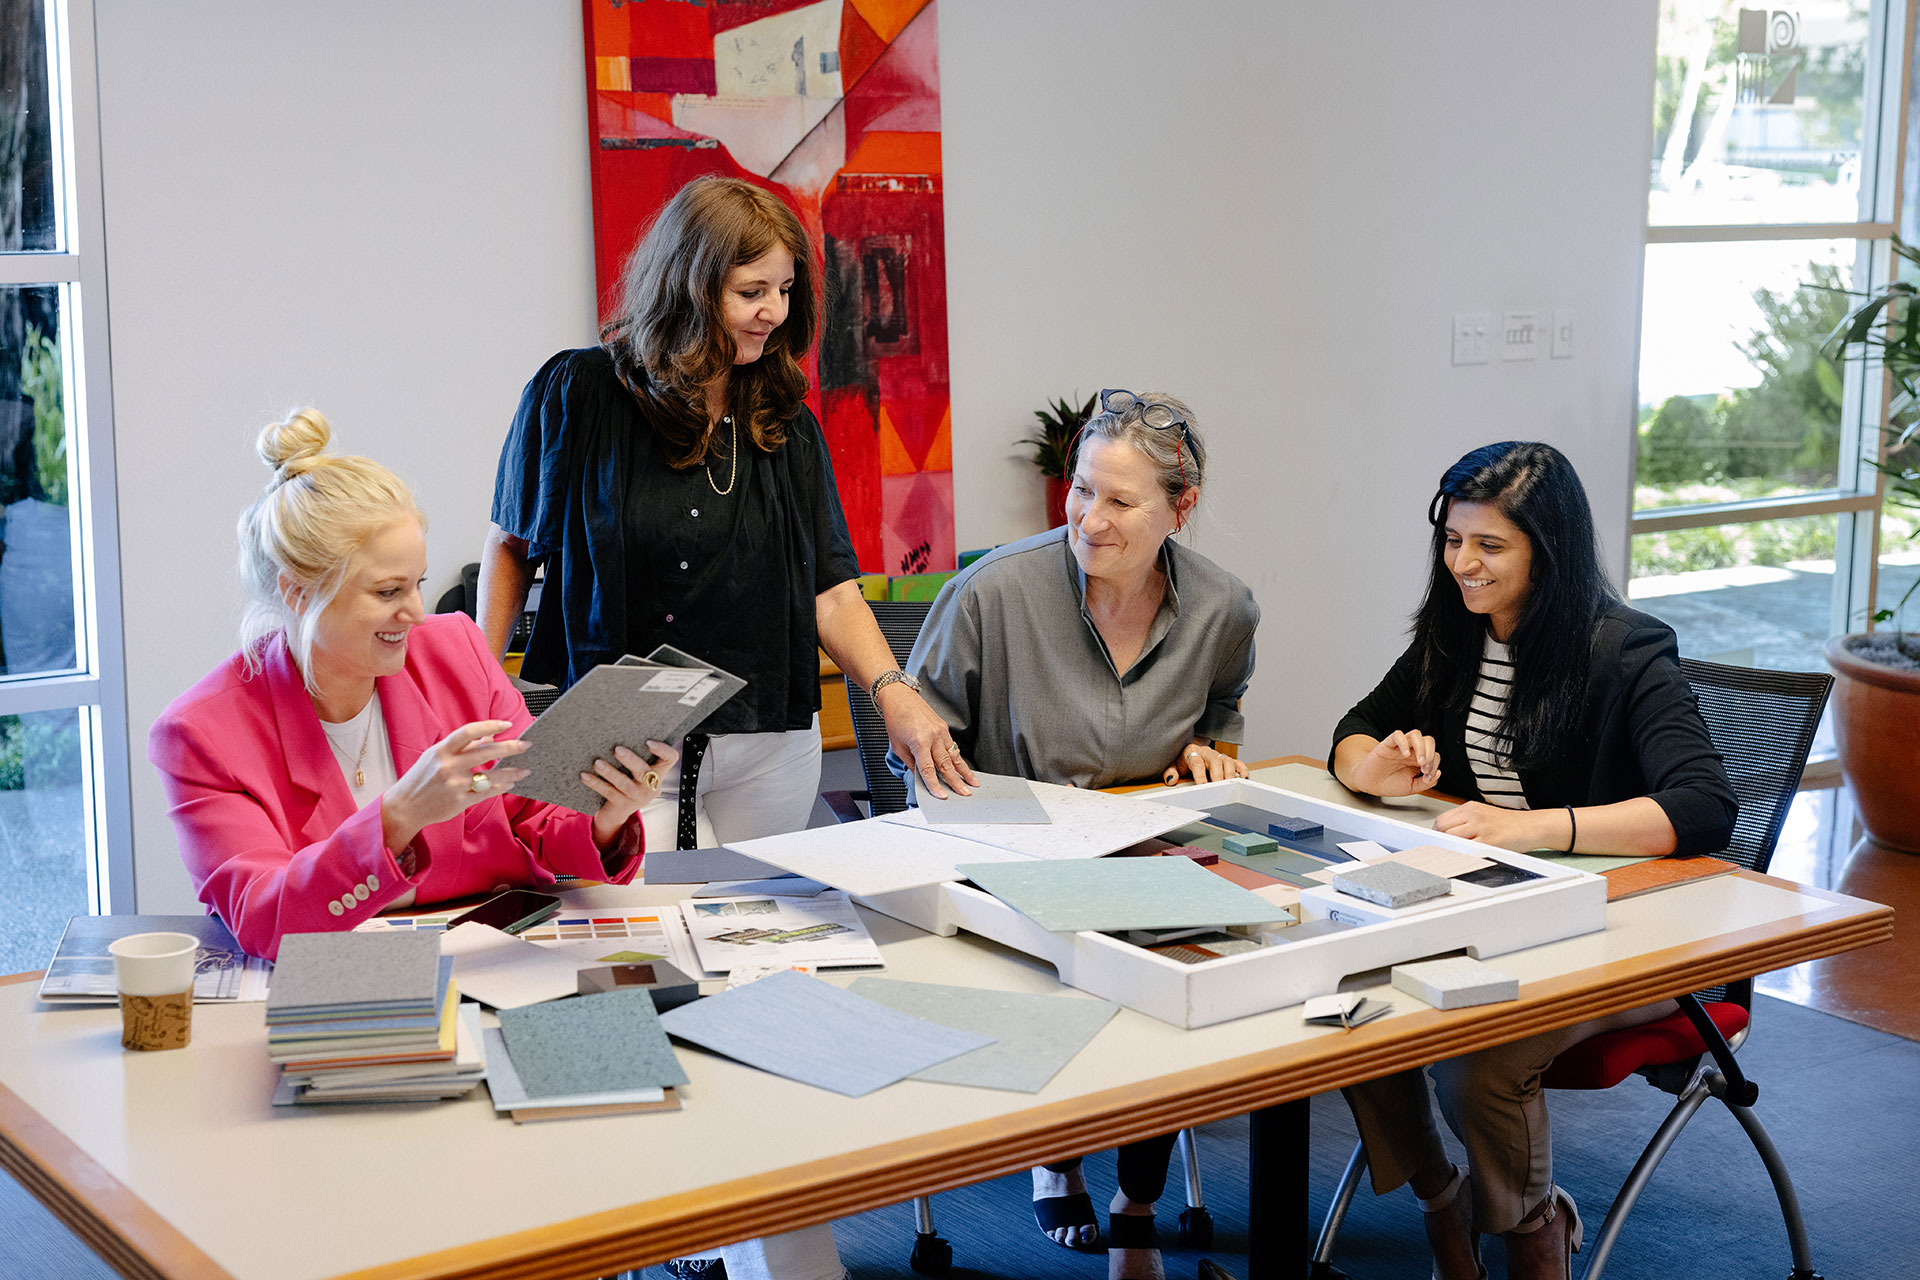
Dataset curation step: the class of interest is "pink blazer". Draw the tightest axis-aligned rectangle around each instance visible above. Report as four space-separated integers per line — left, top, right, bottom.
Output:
148 612 641 959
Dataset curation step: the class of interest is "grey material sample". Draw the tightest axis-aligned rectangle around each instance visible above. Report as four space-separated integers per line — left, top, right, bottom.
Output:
1391 956 1520 1009
916 771 1050 825
518 650 742 813
957 856 1294 934
1331 861 1451 909
265 931 442 1016
481 1027 667 1110
848 978 1118 1092
497 989 689 1096
644 847 784 884
657 968 993 1097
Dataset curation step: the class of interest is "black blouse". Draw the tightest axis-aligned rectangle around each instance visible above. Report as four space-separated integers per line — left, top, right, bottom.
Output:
1331 602 1739 856
491 348 861 735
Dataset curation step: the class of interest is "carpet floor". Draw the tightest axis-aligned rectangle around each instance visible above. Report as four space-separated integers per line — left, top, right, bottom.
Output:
6 996 1915 1279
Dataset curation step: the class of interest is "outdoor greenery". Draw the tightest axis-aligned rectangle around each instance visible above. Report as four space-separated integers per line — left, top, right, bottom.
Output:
0 712 81 792
22 322 64 505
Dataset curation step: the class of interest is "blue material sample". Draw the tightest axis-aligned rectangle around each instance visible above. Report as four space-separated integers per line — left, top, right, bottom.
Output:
1268 815 1324 840
957 855 1294 933
657 969 994 1097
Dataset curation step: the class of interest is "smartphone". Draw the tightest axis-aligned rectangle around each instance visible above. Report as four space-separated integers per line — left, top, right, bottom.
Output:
446 890 562 935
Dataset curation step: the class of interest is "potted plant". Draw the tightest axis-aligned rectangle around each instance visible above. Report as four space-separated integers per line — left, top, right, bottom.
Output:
1016 392 1095 529
1823 238 1920 852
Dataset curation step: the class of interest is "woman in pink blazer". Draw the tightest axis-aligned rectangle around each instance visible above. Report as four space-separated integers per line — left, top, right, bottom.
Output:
150 409 672 960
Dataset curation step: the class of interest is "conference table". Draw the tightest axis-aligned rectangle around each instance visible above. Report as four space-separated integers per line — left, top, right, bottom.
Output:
0 760 1892 1280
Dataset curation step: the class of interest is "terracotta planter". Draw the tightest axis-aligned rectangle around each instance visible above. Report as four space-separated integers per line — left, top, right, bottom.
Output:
1825 633 1920 853
1044 475 1069 529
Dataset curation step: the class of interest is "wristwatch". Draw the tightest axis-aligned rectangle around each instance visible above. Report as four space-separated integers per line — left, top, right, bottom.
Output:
870 668 920 698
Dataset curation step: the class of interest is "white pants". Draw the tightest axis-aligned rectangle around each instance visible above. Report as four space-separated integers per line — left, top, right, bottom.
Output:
639 718 823 851
655 718 841 1279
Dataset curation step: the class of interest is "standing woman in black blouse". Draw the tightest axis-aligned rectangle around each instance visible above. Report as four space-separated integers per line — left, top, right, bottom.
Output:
480 177 972 863
1329 441 1736 1280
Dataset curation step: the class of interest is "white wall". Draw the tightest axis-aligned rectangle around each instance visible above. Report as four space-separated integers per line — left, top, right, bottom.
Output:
940 1 1657 763
98 2 598 910
98 2 1656 908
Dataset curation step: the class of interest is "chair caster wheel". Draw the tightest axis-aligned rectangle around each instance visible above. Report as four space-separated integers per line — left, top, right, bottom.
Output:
909 1231 952 1275
1177 1205 1214 1248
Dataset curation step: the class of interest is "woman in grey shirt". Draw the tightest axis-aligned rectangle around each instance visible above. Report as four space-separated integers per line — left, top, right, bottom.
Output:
903 389 1258 1280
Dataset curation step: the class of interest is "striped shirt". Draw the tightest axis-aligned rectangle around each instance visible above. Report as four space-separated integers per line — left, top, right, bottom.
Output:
1464 634 1529 809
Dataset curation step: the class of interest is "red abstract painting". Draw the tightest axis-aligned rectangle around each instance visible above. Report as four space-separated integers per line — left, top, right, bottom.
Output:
582 0 953 575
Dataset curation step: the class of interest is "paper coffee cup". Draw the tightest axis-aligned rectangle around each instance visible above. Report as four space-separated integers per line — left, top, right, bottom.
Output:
108 932 197 1051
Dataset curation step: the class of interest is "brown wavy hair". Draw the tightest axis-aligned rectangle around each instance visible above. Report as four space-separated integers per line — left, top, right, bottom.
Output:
600 176 819 468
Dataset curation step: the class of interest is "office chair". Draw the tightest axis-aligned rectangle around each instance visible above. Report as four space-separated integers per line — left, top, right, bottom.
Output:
817 600 1216 1275
1309 658 1834 1280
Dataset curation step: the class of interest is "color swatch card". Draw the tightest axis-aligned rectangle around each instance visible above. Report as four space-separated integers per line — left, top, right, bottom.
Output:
681 891 883 973
496 988 689 1096
915 771 1051 825
847 978 1118 1093
658 969 993 1097
886 783 1209 861
957 855 1296 934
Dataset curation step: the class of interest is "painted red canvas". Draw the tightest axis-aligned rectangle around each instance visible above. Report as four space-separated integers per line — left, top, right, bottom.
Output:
582 0 953 575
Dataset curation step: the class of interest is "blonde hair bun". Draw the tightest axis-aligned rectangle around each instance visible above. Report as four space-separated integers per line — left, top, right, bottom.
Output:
257 407 331 488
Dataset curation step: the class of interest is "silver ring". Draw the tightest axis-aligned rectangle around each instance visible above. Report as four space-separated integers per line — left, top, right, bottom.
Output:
468 772 492 795
947 743 963 758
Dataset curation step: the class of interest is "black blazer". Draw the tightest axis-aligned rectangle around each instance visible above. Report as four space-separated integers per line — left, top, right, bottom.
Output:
1331 603 1738 856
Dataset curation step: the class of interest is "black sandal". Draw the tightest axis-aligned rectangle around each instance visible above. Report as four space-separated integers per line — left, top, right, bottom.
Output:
1033 1191 1100 1249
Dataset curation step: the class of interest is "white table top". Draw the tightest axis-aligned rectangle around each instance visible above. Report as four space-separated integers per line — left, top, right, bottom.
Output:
0 763 1890 1280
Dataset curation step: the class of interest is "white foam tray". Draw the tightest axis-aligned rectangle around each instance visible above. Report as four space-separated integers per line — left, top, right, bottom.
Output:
855 779 1606 1028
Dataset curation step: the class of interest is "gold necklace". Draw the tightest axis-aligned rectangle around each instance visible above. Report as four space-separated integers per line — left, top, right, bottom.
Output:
322 699 376 789
705 414 737 496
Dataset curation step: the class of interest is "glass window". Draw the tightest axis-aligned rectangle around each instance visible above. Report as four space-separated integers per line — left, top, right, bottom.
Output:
0 0 57 252
0 283 75 679
0 708 90 976
1630 513 1840 670
1651 1 1871 226
1637 239 1854 503
1875 486 1920 625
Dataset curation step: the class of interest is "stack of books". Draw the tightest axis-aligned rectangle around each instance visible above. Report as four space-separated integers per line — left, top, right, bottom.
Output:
266 931 483 1105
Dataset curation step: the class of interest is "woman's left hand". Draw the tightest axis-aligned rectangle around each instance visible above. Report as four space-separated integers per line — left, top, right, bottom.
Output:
1164 741 1249 786
1432 801 1559 851
877 684 977 800
585 740 677 849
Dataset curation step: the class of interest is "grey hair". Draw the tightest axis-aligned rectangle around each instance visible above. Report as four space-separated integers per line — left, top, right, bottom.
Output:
1075 390 1206 509
235 408 423 694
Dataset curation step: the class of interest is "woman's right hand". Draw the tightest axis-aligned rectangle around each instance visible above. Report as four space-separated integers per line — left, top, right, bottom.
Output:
380 720 529 854
1348 729 1441 796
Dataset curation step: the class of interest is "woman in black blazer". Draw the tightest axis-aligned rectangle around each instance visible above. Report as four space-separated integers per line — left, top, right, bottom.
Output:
1330 441 1735 1280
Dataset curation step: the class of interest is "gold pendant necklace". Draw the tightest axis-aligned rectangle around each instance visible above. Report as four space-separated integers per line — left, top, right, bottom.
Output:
705 414 738 496
323 701 375 788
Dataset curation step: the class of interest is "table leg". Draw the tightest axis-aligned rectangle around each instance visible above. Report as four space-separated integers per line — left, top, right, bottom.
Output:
1247 1098 1310 1280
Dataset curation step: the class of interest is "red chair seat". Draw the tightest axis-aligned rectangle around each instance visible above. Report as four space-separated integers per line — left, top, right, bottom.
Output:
1542 1002 1751 1090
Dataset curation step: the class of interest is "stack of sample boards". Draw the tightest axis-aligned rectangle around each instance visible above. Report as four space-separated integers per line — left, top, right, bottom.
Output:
266 932 483 1105
481 989 690 1122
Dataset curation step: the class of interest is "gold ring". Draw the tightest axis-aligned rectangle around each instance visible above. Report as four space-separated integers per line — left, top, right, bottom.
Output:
468 772 492 795
642 770 661 791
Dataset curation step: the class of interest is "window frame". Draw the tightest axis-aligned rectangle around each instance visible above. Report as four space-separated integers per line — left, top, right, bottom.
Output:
1629 0 1915 647
0 0 132 914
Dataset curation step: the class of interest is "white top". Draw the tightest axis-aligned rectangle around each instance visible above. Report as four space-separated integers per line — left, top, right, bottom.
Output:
1464 634 1529 810
319 693 414 908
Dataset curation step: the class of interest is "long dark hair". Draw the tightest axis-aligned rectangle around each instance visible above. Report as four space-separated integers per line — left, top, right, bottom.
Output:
1411 441 1618 771
600 176 819 469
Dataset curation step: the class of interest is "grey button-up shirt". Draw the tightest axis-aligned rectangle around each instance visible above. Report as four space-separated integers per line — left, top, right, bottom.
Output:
899 527 1259 789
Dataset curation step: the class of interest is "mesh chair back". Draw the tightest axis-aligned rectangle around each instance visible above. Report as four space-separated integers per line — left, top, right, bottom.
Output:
1679 658 1833 876
845 600 934 817
522 686 562 718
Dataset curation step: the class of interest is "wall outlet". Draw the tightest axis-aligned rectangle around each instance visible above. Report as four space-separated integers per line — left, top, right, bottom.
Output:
1452 312 1492 365
1552 308 1574 359
1501 310 1544 360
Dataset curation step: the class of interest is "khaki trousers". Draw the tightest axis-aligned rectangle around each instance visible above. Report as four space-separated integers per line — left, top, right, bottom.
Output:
1341 1000 1676 1233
